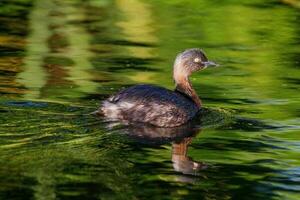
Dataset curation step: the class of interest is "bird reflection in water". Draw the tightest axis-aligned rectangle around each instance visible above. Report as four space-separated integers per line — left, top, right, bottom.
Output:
105 119 208 179
172 135 208 176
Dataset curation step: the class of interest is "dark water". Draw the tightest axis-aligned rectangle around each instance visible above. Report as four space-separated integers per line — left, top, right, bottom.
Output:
1 0 300 199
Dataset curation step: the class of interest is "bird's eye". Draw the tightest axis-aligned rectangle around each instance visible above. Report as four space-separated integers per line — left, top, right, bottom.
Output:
194 57 201 63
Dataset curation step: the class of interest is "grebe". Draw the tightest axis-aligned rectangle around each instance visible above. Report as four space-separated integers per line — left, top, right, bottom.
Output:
97 48 218 127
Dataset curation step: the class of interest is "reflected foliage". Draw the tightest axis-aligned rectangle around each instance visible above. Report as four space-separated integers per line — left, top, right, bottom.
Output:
0 0 300 199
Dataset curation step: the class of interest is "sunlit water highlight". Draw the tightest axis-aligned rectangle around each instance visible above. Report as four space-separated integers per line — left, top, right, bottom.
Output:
0 0 299 199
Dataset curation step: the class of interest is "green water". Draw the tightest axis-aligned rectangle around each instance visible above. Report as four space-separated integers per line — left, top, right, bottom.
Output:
0 0 300 199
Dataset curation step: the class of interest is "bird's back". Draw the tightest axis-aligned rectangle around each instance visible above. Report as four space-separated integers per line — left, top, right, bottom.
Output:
100 84 199 127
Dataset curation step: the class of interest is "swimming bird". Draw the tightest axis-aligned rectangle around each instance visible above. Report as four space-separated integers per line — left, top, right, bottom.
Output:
97 48 218 127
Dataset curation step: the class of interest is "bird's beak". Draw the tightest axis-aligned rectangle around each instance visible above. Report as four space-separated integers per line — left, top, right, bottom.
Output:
203 61 219 68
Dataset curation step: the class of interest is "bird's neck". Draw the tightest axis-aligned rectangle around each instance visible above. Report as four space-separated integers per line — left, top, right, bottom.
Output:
174 75 202 108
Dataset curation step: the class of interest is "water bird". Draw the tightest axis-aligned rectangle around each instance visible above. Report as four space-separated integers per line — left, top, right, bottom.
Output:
96 48 218 127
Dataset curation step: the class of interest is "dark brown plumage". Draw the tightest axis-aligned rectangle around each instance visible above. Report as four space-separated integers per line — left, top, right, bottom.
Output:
97 48 218 127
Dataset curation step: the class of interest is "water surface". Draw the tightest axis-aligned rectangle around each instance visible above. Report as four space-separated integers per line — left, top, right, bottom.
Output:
0 0 300 199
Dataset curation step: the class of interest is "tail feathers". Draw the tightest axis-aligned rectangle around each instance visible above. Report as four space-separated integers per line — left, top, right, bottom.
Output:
99 101 124 119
